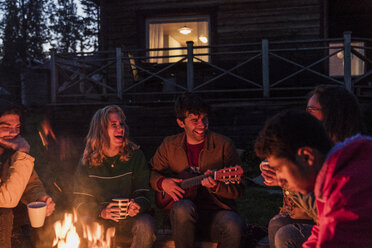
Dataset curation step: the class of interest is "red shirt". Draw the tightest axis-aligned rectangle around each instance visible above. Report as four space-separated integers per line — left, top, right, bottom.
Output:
186 141 219 209
186 141 204 172
157 141 204 189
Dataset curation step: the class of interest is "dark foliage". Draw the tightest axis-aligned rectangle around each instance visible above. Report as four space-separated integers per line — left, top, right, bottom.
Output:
0 0 100 101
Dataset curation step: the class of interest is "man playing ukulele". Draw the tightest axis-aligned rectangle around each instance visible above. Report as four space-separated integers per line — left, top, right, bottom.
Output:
150 93 246 248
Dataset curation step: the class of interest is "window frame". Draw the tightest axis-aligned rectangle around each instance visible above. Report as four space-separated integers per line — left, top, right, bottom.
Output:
146 15 211 63
329 41 365 77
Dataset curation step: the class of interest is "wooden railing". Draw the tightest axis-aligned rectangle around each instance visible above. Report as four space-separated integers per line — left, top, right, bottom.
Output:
50 32 372 105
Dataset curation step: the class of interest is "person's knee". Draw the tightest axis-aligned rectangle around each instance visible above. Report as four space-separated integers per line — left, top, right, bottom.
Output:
268 213 292 237
133 214 156 235
269 214 290 230
219 211 246 236
274 225 304 248
130 214 157 247
170 200 196 223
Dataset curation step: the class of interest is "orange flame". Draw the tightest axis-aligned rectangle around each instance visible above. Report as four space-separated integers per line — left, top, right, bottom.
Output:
82 222 115 248
53 211 80 248
53 210 115 248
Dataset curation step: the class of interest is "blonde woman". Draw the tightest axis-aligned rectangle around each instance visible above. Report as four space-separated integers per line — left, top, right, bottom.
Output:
73 105 156 248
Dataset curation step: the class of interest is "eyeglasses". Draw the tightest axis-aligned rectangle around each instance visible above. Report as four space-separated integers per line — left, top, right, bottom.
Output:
306 106 322 113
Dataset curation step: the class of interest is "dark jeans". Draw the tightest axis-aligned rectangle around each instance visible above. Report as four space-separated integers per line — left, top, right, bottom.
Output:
170 199 246 248
109 213 156 248
268 213 314 248
0 208 13 248
1 205 49 248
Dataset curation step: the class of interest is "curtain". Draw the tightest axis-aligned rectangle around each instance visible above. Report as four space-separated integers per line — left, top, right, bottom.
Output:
149 24 164 63
196 21 208 62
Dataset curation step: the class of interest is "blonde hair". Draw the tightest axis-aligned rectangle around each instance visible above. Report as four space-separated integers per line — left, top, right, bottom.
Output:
82 105 138 167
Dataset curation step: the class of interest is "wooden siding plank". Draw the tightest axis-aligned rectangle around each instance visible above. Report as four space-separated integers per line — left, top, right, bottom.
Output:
101 0 322 49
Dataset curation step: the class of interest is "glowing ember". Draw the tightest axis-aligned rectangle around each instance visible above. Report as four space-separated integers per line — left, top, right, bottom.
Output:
53 210 115 248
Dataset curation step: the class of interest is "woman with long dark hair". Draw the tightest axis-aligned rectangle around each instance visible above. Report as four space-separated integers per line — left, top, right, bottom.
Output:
307 85 365 142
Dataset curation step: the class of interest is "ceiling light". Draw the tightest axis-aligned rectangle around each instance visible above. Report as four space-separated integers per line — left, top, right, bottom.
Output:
337 51 344 59
178 26 192 35
199 36 208 43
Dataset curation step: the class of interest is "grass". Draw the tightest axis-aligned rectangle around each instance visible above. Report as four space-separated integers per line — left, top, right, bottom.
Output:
236 141 283 226
237 186 282 226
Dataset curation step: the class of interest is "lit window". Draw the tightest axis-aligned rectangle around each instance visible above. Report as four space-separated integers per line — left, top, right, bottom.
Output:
147 16 210 63
329 42 365 76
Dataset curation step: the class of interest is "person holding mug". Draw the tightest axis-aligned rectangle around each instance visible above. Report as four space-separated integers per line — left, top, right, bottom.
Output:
0 102 55 248
261 85 365 248
73 105 156 248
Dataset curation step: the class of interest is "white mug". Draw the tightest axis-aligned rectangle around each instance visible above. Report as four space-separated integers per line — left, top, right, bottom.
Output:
27 201 47 228
112 198 131 219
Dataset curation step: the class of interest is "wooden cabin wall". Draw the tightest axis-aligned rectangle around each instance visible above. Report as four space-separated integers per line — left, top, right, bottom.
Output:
99 0 323 50
328 0 372 38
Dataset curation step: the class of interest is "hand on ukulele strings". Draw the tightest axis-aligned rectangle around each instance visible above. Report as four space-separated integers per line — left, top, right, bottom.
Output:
128 200 140 217
161 178 185 202
100 202 121 222
201 170 218 189
0 135 30 153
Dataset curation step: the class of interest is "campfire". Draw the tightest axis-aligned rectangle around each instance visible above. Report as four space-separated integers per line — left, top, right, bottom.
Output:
52 210 115 248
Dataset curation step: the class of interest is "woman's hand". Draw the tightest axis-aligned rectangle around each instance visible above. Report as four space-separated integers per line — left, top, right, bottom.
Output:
261 169 280 186
259 161 280 187
127 200 140 217
38 195 55 216
100 202 120 222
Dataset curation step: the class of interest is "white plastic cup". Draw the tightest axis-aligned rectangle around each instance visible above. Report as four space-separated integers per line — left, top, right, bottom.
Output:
112 198 131 219
27 201 47 228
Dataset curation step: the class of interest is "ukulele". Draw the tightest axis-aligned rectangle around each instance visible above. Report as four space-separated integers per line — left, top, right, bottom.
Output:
155 165 244 210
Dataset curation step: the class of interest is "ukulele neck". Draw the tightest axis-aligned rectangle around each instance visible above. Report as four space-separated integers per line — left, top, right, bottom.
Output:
179 173 214 189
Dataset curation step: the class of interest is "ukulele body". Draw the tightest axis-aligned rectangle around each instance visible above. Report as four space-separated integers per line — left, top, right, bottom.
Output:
155 165 243 210
155 170 199 210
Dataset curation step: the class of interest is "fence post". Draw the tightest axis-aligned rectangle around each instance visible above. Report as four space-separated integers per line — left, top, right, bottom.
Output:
50 49 57 104
116 47 123 100
343 31 352 92
186 41 194 92
262 39 270 98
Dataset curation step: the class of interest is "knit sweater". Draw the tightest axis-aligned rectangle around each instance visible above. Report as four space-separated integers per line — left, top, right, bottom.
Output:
73 149 151 218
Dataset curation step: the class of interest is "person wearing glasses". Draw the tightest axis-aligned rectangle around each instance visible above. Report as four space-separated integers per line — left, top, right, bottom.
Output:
306 85 365 143
255 110 372 248
261 85 365 248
